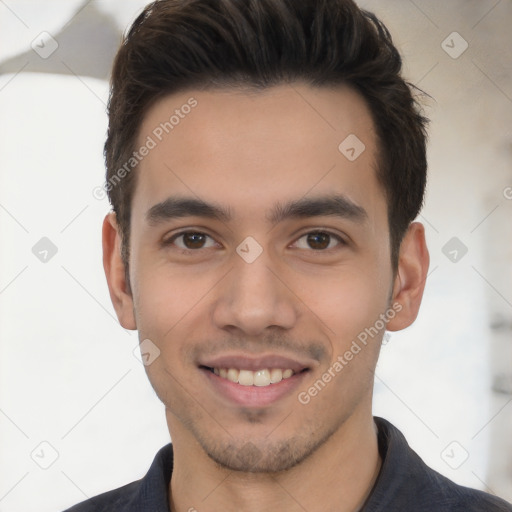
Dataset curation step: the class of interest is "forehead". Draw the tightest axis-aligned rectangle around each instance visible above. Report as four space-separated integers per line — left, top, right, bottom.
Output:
132 83 384 222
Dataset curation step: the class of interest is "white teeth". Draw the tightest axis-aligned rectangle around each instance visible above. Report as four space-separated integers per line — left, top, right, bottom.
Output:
226 368 239 383
238 370 254 386
270 368 283 383
253 369 270 387
212 367 296 387
282 369 293 379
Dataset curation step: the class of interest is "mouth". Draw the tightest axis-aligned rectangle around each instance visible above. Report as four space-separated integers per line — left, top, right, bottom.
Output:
201 366 307 387
198 354 313 407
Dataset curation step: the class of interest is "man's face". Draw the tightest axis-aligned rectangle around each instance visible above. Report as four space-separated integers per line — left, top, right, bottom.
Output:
124 84 396 471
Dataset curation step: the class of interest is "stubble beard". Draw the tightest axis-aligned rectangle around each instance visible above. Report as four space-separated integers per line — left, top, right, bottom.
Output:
188 406 355 474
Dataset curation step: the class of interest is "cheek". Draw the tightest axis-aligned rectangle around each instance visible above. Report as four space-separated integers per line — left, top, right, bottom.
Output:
131 267 211 400
131 260 211 344
299 263 391 348
298 270 389 410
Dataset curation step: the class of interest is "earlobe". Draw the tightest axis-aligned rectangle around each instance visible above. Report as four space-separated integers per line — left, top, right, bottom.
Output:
387 222 429 332
102 212 137 330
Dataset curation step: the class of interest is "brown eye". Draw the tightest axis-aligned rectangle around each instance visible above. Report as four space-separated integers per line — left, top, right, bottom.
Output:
182 232 206 249
307 232 330 250
294 231 343 251
168 232 216 250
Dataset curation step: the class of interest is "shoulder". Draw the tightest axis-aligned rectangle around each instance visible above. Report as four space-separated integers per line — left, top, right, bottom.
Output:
61 443 174 512
63 481 141 512
370 418 512 511
420 464 512 511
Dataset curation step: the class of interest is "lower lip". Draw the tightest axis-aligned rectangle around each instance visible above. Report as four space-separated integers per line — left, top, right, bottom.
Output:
201 368 309 408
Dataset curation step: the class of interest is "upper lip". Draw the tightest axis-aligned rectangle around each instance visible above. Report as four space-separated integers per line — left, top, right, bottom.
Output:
199 354 312 373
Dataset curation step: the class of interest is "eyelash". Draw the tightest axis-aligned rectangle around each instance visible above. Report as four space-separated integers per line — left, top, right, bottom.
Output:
163 230 347 253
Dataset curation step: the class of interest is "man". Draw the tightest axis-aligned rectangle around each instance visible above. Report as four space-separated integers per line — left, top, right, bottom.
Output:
65 0 512 510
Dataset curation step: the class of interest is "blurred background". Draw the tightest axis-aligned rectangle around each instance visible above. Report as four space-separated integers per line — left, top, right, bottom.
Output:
0 1 511 510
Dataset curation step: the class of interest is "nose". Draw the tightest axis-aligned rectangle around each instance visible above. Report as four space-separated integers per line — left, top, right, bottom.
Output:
212 250 298 337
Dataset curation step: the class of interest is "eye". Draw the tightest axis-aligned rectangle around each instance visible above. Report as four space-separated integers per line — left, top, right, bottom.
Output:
165 231 218 250
293 231 344 251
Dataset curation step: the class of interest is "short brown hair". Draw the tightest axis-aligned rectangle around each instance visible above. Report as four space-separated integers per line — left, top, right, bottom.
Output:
105 0 428 273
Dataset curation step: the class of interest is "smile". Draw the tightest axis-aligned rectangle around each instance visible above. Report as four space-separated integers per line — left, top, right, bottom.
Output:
208 367 295 387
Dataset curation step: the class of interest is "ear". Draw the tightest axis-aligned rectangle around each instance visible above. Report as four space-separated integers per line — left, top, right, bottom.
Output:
102 212 137 330
387 222 429 331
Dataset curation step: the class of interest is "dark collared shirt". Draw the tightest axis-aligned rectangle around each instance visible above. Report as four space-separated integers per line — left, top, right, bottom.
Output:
64 417 512 511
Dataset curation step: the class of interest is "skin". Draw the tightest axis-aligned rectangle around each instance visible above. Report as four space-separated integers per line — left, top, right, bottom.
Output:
103 83 429 512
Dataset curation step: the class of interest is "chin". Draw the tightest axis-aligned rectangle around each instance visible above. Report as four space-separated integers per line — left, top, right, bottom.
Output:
199 428 337 474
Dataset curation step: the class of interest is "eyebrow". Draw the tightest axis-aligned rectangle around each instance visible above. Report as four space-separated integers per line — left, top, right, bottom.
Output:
145 194 367 226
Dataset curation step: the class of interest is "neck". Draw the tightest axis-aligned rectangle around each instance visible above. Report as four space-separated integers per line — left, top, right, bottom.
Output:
168 409 382 512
